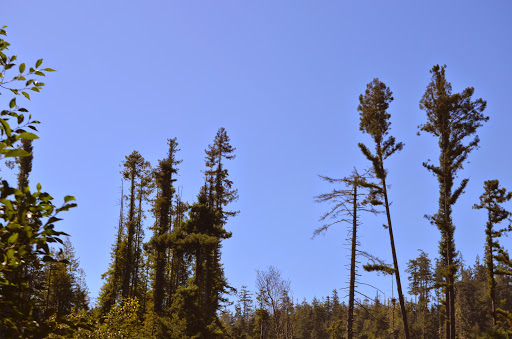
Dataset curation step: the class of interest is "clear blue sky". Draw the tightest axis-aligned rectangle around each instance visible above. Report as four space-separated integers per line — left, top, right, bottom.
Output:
4 1 512 306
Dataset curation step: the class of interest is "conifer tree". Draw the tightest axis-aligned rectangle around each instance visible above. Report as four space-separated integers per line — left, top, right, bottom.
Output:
202 127 238 325
357 78 410 338
473 179 512 328
42 238 89 316
419 65 488 339
98 182 126 315
406 250 434 338
152 138 181 316
121 151 151 299
314 168 381 339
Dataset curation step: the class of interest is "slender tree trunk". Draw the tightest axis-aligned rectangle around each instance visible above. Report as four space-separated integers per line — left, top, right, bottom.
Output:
486 213 496 327
132 191 143 298
346 185 357 339
381 176 410 339
123 168 137 298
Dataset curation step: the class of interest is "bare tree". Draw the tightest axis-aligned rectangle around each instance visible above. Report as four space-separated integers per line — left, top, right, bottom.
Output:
256 266 293 339
314 168 382 339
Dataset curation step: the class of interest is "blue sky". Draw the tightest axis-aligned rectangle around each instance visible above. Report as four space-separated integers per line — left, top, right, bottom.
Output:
4 1 512 305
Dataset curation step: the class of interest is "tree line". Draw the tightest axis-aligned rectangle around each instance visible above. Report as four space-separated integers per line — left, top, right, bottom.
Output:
1 27 511 338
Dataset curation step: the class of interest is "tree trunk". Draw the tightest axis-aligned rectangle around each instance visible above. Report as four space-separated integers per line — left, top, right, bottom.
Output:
381 176 410 339
122 168 137 298
346 185 357 339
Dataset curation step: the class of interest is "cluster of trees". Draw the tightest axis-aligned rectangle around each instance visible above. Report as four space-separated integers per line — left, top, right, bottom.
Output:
312 67 512 338
219 255 512 339
1 27 511 339
94 126 238 338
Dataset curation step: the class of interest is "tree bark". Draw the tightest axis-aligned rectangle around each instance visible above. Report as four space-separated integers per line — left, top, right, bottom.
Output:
382 176 410 339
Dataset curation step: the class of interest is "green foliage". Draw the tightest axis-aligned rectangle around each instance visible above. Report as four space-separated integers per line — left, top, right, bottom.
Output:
0 26 77 337
473 179 512 330
358 78 409 338
358 78 393 145
419 64 489 338
363 264 395 275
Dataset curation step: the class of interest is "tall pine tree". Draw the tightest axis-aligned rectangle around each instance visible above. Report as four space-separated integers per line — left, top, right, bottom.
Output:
357 78 410 338
419 65 488 339
473 179 512 328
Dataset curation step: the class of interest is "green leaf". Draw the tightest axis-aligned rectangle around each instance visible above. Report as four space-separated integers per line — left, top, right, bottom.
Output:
1 199 13 211
64 195 76 203
42 68 56 72
7 233 18 244
3 148 30 157
9 89 19 95
9 98 15 108
0 118 12 137
34 71 45 77
19 63 25 73
22 91 30 100
20 132 38 140
6 248 15 259
37 183 41 191
36 58 43 68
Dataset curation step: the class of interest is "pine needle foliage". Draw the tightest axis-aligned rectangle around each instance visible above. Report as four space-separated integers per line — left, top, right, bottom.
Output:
419 64 489 339
473 179 512 330
357 78 410 338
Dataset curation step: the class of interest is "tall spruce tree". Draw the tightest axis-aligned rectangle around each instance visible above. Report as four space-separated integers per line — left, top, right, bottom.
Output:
473 179 512 328
121 151 151 299
202 127 238 321
357 78 410 338
314 168 381 339
98 182 126 315
152 138 181 316
419 65 488 339
406 250 434 338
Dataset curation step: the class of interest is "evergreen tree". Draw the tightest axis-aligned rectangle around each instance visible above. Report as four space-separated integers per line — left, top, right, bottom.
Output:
236 285 254 337
473 179 512 329
357 78 410 338
99 151 151 316
121 151 151 300
152 138 181 316
405 250 434 338
419 64 488 339
42 238 89 316
196 127 238 333
98 182 126 315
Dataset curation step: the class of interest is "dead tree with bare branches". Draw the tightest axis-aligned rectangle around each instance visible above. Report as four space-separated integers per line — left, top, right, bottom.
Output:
314 168 382 339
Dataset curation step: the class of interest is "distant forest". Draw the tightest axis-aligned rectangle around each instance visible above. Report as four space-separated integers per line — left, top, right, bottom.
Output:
1 27 511 339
